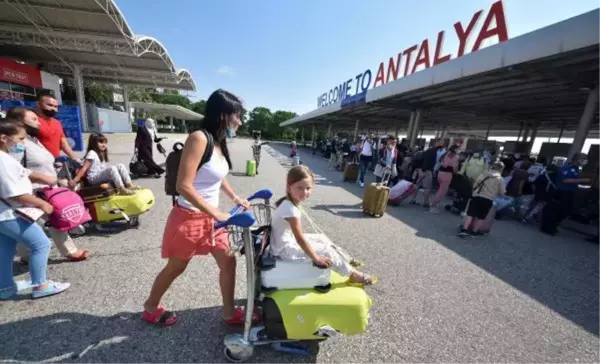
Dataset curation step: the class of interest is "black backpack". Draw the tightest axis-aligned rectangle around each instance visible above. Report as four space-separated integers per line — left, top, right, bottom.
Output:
165 129 214 205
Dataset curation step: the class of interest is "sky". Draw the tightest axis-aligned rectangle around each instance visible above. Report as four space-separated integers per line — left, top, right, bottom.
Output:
117 0 598 115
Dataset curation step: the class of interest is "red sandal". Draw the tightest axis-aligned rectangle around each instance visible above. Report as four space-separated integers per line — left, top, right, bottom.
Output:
142 306 178 327
222 306 260 326
67 250 89 262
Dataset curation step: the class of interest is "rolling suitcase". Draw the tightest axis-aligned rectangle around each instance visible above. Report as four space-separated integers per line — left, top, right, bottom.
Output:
388 179 417 205
246 160 257 176
262 272 372 340
362 171 391 217
86 188 155 224
343 163 359 182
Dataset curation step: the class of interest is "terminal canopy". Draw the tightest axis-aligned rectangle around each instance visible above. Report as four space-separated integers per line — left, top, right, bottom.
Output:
281 10 599 139
0 0 195 91
130 102 203 121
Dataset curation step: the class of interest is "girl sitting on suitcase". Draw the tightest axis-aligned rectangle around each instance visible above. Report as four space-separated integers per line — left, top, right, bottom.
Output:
271 165 377 285
69 133 137 195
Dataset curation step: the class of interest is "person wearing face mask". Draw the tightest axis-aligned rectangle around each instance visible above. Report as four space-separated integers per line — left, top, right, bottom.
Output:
374 136 398 183
142 89 252 327
5 107 89 263
540 153 591 236
134 118 166 178
0 118 70 299
460 150 487 184
34 93 77 160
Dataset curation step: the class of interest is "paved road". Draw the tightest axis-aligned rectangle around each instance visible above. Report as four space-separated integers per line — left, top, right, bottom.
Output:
0 136 598 363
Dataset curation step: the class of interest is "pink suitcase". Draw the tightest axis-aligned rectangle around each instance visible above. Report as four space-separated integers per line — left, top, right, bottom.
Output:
388 179 418 205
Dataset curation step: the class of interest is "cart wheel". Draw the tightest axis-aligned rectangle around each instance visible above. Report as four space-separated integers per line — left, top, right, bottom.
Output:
129 217 140 227
224 347 245 363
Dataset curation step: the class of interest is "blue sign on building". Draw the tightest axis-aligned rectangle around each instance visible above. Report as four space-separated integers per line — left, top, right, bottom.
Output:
0 99 84 151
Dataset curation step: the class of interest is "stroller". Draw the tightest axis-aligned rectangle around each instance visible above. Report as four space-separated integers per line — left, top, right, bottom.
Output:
445 174 473 215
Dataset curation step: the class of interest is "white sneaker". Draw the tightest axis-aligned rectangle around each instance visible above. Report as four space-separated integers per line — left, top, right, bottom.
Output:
360 182 364 188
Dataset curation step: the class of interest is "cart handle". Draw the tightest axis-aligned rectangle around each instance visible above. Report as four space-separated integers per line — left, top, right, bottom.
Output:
216 212 256 229
214 188 273 229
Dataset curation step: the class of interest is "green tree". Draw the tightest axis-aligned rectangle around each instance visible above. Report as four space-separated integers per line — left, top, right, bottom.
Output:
150 92 192 108
191 100 206 115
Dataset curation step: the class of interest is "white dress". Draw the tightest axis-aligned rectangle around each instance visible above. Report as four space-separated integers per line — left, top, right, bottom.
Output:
270 199 353 277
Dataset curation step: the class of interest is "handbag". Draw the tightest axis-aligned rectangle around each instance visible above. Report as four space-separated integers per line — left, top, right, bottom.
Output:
129 149 148 175
0 197 44 223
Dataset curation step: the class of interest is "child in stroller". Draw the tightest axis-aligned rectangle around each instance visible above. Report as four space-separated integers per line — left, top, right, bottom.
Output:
445 173 473 215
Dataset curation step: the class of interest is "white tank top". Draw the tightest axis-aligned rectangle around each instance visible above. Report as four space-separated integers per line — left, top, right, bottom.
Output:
177 149 229 210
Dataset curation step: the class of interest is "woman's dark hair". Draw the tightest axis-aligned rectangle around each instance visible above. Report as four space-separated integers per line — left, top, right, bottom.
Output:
5 107 35 122
87 133 109 162
0 117 25 137
275 165 314 207
202 89 243 170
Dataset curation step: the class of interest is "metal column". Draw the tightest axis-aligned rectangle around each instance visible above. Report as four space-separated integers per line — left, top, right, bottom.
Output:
516 122 524 141
406 111 415 142
353 120 360 141
409 110 421 148
169 116 174 132
300 128 304 143
484 123 492 141
557 121 565 143
72 64 88 131
568 86 599 159
327 124 332 139
527 122 539 154
521 123 531 143
123 86 131 129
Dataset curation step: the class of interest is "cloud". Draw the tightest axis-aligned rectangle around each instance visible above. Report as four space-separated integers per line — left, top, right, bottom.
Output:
216 65 234 76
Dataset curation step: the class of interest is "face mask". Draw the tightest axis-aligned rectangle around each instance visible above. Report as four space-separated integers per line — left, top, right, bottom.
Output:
8 142 25 154
581 160 588 166
25 125 40 138
388 145 394 150
41 109 57 118
473 153 480 158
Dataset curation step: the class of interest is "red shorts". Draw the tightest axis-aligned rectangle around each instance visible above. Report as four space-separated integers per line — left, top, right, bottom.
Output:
161 205 229 260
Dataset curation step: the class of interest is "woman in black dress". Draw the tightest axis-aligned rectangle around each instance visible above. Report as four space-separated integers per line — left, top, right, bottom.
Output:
135 118 165 177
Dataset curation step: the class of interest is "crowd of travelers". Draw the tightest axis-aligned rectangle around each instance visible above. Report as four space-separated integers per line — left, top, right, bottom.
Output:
311 133 596 239
0 87 595 327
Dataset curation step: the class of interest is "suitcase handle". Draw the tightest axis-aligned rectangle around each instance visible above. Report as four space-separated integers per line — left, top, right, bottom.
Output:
378 169 392 186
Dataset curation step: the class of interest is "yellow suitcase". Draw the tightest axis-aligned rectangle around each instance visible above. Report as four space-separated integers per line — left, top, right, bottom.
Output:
262 272 372 340
86 188 155 224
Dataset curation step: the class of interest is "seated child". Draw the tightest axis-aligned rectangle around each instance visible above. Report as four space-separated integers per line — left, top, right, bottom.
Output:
70 133 137 195
270 165 376 285
459 161 506 237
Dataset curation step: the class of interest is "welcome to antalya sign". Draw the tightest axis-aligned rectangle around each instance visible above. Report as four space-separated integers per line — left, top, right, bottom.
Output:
317 1 509 108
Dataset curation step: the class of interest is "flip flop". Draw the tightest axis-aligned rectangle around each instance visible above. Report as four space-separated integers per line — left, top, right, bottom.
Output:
142 306 178 327
222 306 260 326
349 274 378 287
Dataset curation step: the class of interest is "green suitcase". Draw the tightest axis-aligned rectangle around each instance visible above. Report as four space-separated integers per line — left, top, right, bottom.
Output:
246 160 257 176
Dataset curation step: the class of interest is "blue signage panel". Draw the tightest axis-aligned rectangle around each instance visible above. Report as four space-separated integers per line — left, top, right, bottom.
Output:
0 99 84 152
340 90 367 109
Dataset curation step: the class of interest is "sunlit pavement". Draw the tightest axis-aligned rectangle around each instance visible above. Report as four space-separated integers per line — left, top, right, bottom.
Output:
0 136 597 363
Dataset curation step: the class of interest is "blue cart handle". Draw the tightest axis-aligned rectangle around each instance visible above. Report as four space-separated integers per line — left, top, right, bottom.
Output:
214 188 273 229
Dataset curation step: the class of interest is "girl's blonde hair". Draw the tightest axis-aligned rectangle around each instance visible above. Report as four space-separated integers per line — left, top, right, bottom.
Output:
275 165 314 207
